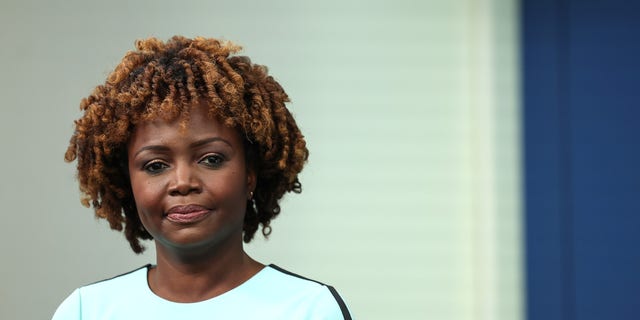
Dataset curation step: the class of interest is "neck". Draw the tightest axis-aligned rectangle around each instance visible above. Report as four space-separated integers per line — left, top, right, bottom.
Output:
148 237 263 303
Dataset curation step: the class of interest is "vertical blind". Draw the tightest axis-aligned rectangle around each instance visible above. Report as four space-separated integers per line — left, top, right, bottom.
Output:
246 0 523 319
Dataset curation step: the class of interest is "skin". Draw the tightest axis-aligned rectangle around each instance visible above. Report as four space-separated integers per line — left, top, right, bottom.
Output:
127 102 263 303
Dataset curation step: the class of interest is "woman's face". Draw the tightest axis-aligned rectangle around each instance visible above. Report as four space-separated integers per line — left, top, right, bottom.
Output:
127 103 255 253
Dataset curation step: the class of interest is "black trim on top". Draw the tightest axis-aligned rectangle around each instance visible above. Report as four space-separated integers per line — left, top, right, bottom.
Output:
269 264 325 285
327 285 353 320
269 264 353 320
87 264 152 286
84 264 352 319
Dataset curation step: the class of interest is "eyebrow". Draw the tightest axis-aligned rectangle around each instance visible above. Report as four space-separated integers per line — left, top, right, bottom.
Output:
133 137 233 158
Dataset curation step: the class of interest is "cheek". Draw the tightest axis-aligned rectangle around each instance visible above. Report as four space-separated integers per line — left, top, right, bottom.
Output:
210 170 248 205
130 174 165 215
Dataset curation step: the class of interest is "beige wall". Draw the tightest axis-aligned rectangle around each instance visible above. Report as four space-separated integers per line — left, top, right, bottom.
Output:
0 0 521 319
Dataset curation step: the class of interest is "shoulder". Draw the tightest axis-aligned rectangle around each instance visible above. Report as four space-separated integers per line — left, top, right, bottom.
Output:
250 264 353 320
52 265 151 320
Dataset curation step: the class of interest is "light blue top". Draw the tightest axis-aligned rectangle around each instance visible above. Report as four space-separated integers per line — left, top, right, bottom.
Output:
52 264 351 320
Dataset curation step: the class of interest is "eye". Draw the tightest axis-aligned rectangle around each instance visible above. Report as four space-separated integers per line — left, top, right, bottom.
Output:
199 154 225 168
143 161 169 174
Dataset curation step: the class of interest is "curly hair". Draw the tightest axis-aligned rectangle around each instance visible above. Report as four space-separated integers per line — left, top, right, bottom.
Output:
64 36 309 254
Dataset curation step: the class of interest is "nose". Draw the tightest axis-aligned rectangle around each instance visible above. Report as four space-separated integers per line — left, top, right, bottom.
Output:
168 163 202 196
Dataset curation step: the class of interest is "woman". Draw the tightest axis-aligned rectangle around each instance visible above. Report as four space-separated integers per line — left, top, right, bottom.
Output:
53 36 351 319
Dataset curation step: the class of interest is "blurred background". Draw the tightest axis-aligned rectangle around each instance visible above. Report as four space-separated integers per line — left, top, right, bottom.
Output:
0 0 637 319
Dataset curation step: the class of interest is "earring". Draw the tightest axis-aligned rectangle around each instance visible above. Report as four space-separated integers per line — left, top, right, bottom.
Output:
248 191 257 211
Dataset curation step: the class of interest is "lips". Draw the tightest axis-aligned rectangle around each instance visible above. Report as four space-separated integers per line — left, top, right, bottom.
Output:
165 204 212 224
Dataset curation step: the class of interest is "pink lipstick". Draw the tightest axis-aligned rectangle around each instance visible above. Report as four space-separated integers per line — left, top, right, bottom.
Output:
166 204 211 224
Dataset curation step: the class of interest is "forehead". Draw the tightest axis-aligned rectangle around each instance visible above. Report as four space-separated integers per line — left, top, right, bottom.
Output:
128 102 243 150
